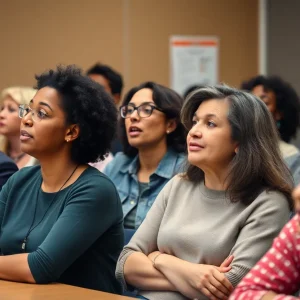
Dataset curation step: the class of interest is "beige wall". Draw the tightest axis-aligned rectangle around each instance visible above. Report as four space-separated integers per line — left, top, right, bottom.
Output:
0 0 258 95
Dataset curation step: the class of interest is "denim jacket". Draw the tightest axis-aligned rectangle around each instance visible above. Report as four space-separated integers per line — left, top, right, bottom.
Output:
103 149 186 229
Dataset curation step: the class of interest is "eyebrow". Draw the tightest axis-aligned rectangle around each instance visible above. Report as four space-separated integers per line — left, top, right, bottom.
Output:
129 101 155 106
193 113 218 119
39 101 53 111
30 99 53 111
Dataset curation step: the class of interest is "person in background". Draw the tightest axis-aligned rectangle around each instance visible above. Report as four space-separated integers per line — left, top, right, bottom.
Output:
241 75 300 185
116 85 292 300
230 184 300 300
183 84 205 99
87 63 123 155
0 87 38 168
0 151 18 190
104 82 186 230
0 65 123 294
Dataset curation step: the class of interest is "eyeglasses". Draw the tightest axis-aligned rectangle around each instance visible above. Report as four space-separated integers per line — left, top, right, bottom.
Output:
120 103 164 119
19 104 48 122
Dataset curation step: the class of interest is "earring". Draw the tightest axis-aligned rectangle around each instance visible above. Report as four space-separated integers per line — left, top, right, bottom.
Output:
167 130 170 134
66 139 70 142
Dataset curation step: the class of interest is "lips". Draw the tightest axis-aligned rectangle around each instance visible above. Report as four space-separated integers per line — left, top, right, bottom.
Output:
128 126 142 137
20 130 33 141
188 142 204 151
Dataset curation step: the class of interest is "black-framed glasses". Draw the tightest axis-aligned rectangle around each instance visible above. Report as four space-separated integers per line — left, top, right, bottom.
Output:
120 103 164 119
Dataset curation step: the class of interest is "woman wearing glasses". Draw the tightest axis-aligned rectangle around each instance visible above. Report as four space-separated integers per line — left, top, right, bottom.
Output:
0 87 38 168
104 82 186 230
0 65 124 293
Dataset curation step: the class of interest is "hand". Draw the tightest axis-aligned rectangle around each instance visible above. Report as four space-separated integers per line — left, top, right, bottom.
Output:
219 255 234 272
292 186 300 232
185 263 234 300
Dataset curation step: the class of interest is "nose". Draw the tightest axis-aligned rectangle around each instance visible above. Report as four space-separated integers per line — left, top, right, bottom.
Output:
129 108 140 121
0 109 5 119
189 123 202 138
22 112 33 127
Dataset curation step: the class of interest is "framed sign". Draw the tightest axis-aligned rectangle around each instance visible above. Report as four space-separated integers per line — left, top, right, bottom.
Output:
170 36 219 95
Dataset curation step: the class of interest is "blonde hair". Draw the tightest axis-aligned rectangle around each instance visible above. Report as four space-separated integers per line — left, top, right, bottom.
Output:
0 86 37 154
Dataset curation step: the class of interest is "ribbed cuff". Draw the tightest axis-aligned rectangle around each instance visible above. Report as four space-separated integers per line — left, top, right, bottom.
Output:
115 248 135 291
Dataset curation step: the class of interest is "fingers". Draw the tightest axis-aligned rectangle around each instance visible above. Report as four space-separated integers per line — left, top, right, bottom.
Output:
218 266 231 273
200 287 218 300
212 269 234 293
208 276 231 297
220 255 234 268
292 185 300 211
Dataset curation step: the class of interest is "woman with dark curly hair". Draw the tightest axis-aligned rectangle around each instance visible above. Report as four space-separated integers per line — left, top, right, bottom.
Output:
0 65 123 293
241 75 300 185
104 82 186 230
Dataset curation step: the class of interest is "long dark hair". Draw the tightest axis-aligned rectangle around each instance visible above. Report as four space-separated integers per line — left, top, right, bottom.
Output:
119 81 186 157
241 75 300 143
181 85 293 207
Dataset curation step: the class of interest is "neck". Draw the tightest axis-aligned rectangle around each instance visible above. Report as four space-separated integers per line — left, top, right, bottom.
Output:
39 156 79 192
138 143 168 177
202 165 230 190
7 135 23 157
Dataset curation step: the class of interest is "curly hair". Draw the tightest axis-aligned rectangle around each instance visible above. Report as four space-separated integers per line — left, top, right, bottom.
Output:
241 75 300 142
181 85 293 207
35 65 117 164
119 82 186 157
86 63 123 96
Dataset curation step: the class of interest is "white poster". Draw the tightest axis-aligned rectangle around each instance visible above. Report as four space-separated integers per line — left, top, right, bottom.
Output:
170 36 219 96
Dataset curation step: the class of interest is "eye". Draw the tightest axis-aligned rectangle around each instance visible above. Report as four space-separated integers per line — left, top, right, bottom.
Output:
36 109 48 119
207 121 216 128
126 106 134 114
142 105 153 114
8 106 17 113
191 119 197 126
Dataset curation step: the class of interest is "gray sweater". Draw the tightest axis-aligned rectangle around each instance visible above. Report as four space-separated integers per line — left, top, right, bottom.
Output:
116 175 290 300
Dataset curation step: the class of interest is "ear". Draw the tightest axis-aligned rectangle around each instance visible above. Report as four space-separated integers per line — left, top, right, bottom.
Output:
274 110 283 121
166 119 177 135
234 145 239 154
113 94 121 107
65 124 80 143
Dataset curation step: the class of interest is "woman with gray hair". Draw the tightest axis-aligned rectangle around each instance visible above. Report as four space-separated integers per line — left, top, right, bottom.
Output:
0 87 38 168
116 85 293 300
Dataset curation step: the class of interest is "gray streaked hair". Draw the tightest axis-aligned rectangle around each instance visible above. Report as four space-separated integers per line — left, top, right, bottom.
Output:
181 85 293 207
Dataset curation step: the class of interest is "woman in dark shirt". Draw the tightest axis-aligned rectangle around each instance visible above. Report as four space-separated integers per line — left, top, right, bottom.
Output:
0 65 123 293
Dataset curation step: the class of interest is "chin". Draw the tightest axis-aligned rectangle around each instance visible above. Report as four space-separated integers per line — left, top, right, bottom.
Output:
187 155 203 167
20 144 33 156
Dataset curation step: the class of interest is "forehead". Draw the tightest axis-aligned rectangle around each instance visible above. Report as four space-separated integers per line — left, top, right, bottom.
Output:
194 99 230 118
88 74 111 92
129 88 154 105
33 87 61 108
2 96 18 106
252 85 265 97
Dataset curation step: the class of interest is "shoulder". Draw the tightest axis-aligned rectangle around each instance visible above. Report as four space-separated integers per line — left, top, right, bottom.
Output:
0 152 18 173
247 189 290 218
1 165 41 194
10 165 40 182
103 152 133 176
279 140 300 158
174 152 186 166
0 152 15 165
70 166 120 199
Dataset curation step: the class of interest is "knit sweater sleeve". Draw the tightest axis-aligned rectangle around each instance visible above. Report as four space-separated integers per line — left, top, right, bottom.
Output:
115 175 174 291
225 191 290 287
230 215 300 300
